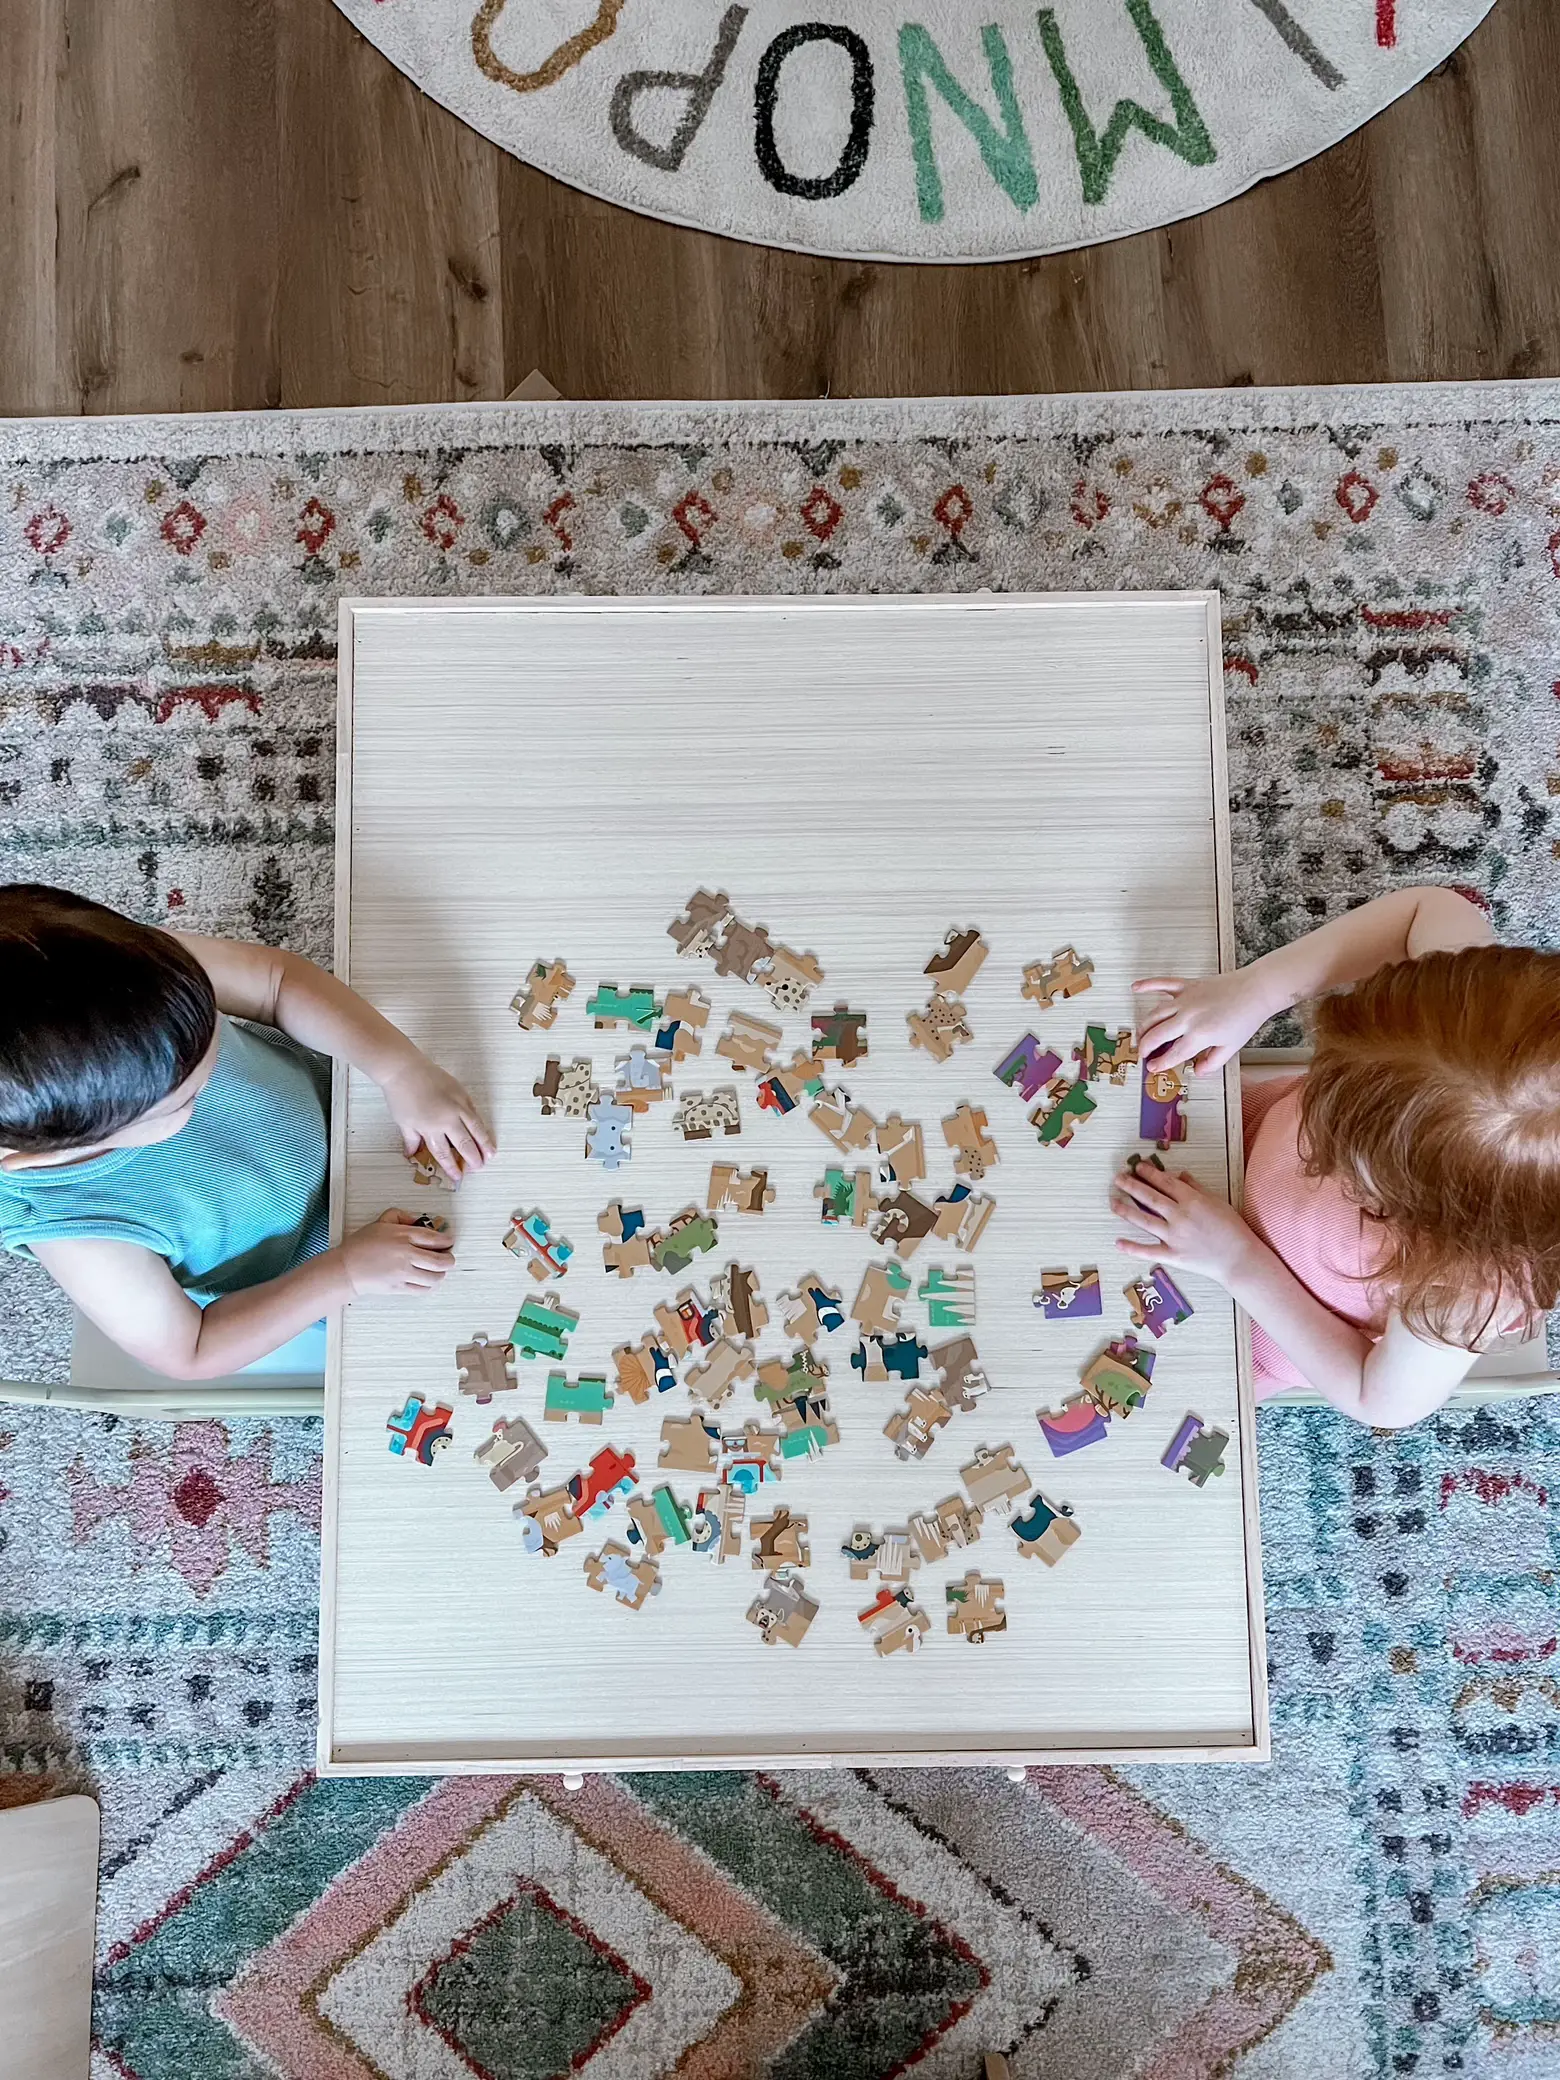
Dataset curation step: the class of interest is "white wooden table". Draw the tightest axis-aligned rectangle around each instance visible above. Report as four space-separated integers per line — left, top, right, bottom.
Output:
321 592 1266 1775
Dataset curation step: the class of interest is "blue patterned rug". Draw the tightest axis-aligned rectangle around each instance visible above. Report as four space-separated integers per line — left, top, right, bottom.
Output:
1 389 1558 2075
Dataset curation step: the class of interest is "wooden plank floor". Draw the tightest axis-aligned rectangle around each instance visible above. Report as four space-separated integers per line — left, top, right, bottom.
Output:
2 0 1558 414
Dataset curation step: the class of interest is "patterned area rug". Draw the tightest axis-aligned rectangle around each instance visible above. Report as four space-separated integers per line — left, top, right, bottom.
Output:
2 387 1560 2075
330 0 1496 262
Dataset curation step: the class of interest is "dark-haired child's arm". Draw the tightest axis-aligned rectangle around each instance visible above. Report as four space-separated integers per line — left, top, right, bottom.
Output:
1111 1162 1477 1426
34 1209 453 1380
1135 885 1494 1076
172 931 495 1185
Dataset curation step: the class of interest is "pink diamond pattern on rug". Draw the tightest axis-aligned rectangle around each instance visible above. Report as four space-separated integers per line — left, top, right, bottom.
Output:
69 1422 321 1596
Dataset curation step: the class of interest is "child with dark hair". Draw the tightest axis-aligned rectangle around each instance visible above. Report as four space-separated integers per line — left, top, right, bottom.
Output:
0 884 493 1380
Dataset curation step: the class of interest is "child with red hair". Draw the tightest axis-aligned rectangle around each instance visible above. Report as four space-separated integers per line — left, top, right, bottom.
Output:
1113 886 1558 1427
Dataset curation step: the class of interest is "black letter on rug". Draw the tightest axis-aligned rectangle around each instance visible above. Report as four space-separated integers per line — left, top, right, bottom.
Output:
755 24 875 200
610 6 748 173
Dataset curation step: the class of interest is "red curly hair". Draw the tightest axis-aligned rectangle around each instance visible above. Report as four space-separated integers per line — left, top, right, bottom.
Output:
1299 945 1560 1346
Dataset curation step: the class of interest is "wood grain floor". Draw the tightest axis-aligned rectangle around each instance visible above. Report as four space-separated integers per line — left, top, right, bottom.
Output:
2 0 1558 414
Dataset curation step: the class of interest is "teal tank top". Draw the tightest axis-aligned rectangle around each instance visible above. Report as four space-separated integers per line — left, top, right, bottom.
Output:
0 1016 331 1302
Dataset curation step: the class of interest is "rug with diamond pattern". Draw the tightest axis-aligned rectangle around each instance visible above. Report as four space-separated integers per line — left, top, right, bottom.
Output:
2 389 1560 2077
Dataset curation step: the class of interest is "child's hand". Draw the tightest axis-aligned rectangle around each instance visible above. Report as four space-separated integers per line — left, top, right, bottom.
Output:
342 1208 456 1295
1133 971 1273 1076
1111 1164 1254 1285
379 1056 496 1183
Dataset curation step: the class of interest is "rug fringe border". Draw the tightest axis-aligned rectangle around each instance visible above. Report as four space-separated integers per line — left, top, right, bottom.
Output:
4 378 1560 464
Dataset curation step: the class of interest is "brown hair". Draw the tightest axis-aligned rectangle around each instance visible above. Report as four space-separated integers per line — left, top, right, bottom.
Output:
1299 944 1560 1347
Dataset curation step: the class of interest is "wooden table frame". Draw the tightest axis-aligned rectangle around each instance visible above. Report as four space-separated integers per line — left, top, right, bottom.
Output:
320 591 1267 1776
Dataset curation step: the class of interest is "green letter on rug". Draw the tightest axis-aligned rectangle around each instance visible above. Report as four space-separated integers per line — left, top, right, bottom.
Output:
1036 0 1215 206
899 23 1039 224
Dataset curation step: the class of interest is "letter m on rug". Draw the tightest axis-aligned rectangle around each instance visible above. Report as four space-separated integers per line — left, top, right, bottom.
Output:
1037 0 1215 206
899 24 1039 225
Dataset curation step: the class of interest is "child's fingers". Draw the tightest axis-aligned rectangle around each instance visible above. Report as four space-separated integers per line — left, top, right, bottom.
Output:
467 1108 498 1159
446 1119 487 1173
1113 1168 1179 1214
1114 1236 1165 1260
1132 977 1187 996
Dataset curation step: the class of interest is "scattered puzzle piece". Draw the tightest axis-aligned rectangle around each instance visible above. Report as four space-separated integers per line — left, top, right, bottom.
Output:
757 1051 826 1116
754 1347 828 1406
747 1570 818 1645
711 1263 769 1342
707 1164 775 1216
510 1293 579 1364
778 1274 844 1344
568 1445 638 1518
1125 1264 1195 1338
1037 1393 1111 1457
510 958 575 1031
874 1112 927 1184
946 1571 1007 1642
858 1586 931 1657
1140 1063 1187 1148
474 1413 548 1490
386 1395 453 1464
760 946 825 1013
613 1044 669 1112
409 1139 464 1190
668 888 733 959
587 983 659 1031
906 990 973 1061
651 985 710 1061
1010 1489 1081 1564
586 1100 633 1169
919 1265 976 1328
942 1102 999 1179
555 1059 600 1118
911 1493 985 1559
924 926 989 999
584 1541 661 1610
810 1087 878 1153
927 1335 989 1410
993 1034 1063 1105
659 1413 718 1476
715 1009 783 1075
1030 1075 1097 1149
751 1504 809 1571
690 1482 746 1562
1033 1267 1102 1321
514 1482 583 1556
932 1185 995 1253
815 1167 875 1227
613 1337 677 1405
625 1484 694 1556
672 1086 742 1140
884 1385 955 1461
852 1330 929 1384
653 1288 721 1359
685 1337 756 1409
542 1372 613 1425
502 1206 574 1282
455 1332 516 1403
811 1002 869 1065
1020 945 1094 1010
851 1260 912 1336
651 1207 720 1275
871 1188 940 1258
1074 1024 1139 1085
1163 1412 1230 1487
1080 1335 1156 1419
600 1200 661 1277
772 1390 840 1461
841 1526 885 1579
961 1442 1031 1511
711 917 775 984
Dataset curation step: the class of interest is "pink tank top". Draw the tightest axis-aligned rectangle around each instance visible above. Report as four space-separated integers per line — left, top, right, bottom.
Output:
1241 1074 1389 1387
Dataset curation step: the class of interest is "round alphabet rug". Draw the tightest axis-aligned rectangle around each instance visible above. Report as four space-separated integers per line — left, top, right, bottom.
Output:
333 0 1497 261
